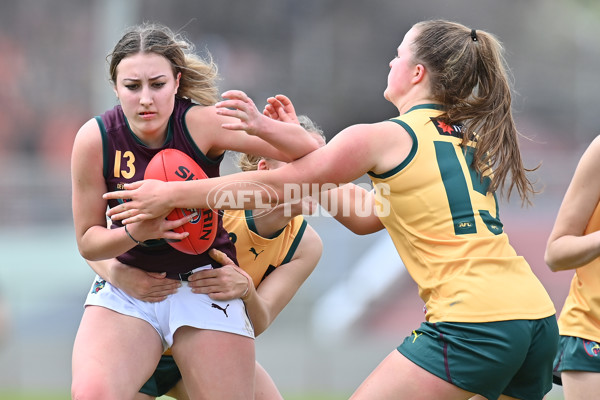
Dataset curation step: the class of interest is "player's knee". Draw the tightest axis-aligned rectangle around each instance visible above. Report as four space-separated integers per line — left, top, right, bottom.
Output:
71 379 114 400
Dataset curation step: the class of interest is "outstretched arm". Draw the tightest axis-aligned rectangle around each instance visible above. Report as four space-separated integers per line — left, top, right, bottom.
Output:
103 119 410 226
545 136 600 271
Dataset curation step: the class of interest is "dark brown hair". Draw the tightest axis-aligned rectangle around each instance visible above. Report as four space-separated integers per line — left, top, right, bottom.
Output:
411 20 536 204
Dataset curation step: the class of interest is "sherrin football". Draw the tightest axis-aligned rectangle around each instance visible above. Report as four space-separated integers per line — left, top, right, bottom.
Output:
144 148 217 255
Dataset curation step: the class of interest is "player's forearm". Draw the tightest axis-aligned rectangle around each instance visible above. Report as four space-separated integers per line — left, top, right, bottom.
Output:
320 185 385 235
545 232 600 271
170 171 282 211
242 289 273 336
85 258 113 281
256 118 319 161
78 225 137 261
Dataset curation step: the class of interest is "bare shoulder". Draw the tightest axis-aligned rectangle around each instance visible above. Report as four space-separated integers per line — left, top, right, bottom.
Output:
335 120 412 176
185 105 221 129
585 135 600 159
76 117 101 136
575 135 600 175
296 223 323 258
72 117 102 153
184 105 229 156
334 120 409 145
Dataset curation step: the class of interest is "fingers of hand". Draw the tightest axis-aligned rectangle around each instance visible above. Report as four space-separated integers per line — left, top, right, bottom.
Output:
106 202 129 217
274 94 292 107
220 89 247 101
136 283 180 302
103 189 132 201
208 248 230 265
216 98 247 114
187 268 215 282
165 212 195 229
147 272 167 279
263 103 276 119
207 292 231 301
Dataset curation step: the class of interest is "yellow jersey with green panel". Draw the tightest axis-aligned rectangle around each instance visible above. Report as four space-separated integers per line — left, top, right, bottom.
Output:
222 209 307 288
557 201 600 342
369 104 555 323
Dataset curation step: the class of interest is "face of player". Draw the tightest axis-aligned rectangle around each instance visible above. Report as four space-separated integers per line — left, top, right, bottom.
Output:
113 52 180 147
384 27 419 105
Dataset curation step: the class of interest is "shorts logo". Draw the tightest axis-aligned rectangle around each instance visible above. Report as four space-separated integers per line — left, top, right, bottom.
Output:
91 279 106 294
211 303 230 317
582 340 600 357
411 330 423 343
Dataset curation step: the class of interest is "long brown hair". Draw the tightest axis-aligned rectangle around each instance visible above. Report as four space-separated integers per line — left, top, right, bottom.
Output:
411 20 536 204
108 22 219 106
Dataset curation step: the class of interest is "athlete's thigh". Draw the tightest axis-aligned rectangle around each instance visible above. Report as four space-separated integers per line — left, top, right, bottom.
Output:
172 326 255 400
255 361 283 400
165 380 190 400
562 371 600 400
72 305 163 398
350 350 476 400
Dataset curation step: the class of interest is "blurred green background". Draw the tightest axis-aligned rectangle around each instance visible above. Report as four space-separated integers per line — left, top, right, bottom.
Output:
2 0 600 398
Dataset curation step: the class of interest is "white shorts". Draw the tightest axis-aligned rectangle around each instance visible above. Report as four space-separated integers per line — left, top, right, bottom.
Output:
85 265 254 350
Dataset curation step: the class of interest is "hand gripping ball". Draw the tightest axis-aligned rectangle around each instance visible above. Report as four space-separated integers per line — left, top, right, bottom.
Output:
144 148 217 255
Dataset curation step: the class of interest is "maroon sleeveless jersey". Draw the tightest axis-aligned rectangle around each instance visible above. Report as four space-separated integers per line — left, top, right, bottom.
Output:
98 97 237 274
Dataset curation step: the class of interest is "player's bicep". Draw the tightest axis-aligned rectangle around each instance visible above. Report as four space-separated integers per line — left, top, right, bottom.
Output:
548 138 600 241
71 120 110 241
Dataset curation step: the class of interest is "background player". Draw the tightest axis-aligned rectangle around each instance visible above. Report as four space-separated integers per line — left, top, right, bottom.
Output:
545 135 600 400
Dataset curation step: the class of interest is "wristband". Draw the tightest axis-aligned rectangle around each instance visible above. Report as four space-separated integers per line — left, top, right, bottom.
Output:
124 225 147 247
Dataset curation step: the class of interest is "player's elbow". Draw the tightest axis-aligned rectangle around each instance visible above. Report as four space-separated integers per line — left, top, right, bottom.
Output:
77 242 104 262
253 319 273 337
544 249 567 272
341 219 385 236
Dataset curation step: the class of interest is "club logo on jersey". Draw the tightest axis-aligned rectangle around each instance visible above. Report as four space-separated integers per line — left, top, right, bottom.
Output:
211 303 230 317
431 118 463 139
249 247 264 260
582 340 600 357
91 279 106 294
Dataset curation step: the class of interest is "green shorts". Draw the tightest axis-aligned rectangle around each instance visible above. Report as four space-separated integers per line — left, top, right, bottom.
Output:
553 335 600 385
397 316 558 400
139 355 181 397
